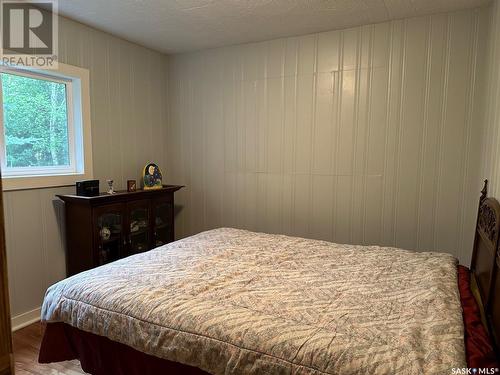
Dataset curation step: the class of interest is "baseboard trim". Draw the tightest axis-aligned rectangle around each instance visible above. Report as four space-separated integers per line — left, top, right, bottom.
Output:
11 307 41 331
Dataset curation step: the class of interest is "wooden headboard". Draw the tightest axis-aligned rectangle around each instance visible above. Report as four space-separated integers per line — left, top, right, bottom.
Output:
471 179 500 352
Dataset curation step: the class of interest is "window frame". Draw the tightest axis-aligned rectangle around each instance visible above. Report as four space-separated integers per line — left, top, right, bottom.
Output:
0 62 93 191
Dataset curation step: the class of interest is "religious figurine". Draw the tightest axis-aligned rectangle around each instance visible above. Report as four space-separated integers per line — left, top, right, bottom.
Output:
143 163 163 190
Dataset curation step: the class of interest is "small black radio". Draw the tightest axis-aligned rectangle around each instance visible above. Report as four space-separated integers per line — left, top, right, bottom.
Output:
76 180 100 197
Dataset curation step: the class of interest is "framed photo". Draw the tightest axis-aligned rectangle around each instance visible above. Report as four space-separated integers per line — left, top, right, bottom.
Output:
127 180 137 192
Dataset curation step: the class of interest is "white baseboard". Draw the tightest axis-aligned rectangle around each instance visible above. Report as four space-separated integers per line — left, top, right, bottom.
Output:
11 307 41 332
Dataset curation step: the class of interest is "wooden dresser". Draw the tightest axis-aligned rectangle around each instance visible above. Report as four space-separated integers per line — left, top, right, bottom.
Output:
58 185 183 276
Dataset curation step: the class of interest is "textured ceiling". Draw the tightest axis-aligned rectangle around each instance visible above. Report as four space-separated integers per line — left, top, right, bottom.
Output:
55 0 490 54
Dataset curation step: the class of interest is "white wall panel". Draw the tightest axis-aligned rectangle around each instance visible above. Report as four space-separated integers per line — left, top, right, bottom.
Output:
5 16 169 318
168 8 487 266
481 1 500 201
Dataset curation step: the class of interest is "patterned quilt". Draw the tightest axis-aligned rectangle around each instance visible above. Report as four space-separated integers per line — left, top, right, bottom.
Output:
41 228 466 374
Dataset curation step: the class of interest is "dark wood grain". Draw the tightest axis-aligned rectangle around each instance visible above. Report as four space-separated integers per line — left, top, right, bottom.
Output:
0 172 13 375
471 179 500 354
65 202 94 276
57 185 183 205
58 186 184 276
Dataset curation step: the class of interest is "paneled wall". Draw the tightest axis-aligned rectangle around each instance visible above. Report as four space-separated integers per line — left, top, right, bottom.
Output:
481 0 500 197
5 16 169 322
167 8 488 265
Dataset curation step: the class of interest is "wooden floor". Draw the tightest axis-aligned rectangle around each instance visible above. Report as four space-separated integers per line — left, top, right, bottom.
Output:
13 322 86 375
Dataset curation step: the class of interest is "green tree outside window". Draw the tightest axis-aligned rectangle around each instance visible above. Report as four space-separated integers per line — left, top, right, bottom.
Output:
1 72 69 168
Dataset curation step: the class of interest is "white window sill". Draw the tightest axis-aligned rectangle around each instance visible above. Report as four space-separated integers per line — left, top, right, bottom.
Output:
2 172 92 191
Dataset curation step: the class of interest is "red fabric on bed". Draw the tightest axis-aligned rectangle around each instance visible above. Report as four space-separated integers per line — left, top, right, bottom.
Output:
39 322 209 375
457 265 499 368
38 266 498 374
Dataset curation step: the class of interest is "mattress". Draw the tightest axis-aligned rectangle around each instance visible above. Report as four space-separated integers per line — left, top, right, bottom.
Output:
41 228 467 374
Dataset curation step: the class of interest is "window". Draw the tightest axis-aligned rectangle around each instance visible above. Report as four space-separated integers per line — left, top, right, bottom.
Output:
0 63 92 190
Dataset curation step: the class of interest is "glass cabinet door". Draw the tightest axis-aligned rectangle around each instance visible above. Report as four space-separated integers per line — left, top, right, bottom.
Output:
95 206 124 266
153 201 172 247
128 201 150 254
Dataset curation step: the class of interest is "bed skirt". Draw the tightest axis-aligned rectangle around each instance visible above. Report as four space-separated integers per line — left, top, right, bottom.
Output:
38 321 208 375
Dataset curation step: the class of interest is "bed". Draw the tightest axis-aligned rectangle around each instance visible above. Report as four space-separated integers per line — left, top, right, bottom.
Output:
39 180 499 374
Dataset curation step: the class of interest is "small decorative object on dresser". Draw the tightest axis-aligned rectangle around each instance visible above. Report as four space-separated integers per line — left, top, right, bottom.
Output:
76 179 99 197
57 185 184 276
100 227 111 241
143 163 162 190
127 179 137 192
106 179 115 194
